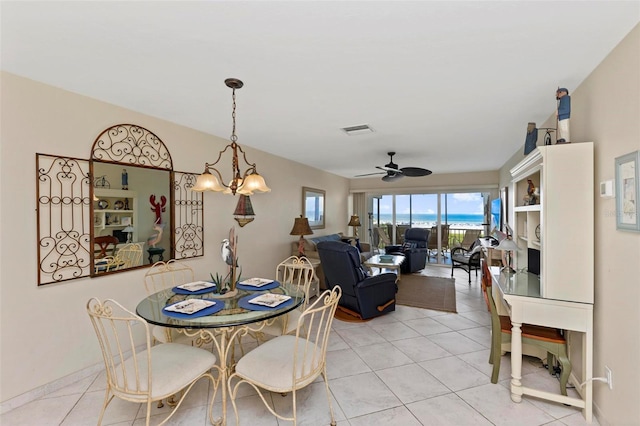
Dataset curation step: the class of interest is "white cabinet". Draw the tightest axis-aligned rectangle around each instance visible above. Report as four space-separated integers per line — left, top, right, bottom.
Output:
510 142 594 304
94 189 139 243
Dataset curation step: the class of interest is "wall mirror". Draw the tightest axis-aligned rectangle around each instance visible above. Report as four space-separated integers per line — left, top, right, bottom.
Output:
91 162 171 275
36 124 203 285
302 187 325 229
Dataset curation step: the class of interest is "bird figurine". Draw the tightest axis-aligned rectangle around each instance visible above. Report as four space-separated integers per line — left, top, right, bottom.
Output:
220 238 235 293
221 238 234 266
147 221 165 248
526 179 538 205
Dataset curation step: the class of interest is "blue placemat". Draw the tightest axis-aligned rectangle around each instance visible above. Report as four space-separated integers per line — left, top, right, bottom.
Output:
236 280 280 291
162 299 225 319
172 283 217 295
238 293 294 311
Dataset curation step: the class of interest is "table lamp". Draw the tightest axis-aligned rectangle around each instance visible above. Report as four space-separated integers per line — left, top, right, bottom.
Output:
122 225 135 244
496 237 519 272
290 215 313 258
348 215 361 238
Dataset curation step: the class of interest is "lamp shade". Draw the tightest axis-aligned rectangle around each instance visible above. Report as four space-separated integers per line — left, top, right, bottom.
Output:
238 173 271 195
496 238 519 251
348 215 361 227
290 216 313 236
122 226 135 233
192 170 225 192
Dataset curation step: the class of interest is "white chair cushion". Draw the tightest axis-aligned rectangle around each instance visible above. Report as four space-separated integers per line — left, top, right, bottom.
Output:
235 335 320 392
115 343 216 400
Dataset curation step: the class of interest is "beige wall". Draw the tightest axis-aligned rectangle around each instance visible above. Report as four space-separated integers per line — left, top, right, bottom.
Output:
499 24 640 426
0 72 349 403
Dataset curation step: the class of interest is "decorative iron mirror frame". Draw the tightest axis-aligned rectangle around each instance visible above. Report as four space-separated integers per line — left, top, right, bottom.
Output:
302 187 325 230
36 124 203 285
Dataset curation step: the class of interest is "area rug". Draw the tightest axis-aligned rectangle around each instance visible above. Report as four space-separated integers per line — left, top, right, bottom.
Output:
395 274 457 313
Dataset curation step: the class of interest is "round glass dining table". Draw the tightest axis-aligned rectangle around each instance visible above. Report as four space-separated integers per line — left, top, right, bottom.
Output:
136 283 304 425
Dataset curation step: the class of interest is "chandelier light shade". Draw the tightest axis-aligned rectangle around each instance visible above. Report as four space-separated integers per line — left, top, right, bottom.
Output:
290 215 313 257
192 78 271 196
348 214 362 237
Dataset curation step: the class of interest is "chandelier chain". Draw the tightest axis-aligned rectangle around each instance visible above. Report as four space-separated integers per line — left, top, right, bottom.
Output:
230 88 237 143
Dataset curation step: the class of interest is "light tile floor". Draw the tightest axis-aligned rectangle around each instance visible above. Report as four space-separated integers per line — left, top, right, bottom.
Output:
1 265 598 425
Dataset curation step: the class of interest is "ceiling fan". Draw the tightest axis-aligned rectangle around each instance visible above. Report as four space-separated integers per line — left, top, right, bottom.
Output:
355 152 432 182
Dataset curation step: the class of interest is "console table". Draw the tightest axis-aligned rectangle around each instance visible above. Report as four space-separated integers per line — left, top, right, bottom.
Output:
491 267 594 422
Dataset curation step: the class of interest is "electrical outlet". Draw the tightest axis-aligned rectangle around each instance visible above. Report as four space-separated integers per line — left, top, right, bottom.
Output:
605 366 613 390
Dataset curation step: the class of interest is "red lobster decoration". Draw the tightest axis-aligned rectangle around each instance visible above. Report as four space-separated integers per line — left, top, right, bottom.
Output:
149 195 167 224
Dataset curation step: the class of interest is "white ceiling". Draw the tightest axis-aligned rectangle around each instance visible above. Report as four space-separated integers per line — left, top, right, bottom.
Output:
2 1 638 179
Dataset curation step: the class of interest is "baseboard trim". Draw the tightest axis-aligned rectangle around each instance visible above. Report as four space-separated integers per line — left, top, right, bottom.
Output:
1 362 104 415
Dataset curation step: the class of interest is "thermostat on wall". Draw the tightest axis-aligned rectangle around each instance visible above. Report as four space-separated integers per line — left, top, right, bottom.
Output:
600 180 614 198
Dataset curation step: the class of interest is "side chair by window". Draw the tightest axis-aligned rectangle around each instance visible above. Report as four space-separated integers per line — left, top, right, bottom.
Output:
86 298 219 426
481 261 571 394
456 229 482 250
451 238 483 284
228 286 341 426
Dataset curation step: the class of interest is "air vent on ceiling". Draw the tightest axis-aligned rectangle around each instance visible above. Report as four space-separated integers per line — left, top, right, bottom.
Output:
341 124 375 135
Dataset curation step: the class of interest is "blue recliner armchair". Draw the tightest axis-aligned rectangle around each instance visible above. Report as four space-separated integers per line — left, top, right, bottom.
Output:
385 227 430 274
317 241 397 320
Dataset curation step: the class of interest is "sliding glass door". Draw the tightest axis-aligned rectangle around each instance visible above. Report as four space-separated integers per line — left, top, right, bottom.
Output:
372 192 487 265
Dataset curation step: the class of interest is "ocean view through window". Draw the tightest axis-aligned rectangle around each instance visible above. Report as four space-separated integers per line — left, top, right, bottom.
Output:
372 192 488 265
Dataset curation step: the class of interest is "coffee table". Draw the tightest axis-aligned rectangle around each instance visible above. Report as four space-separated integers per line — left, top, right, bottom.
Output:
364 254 405 281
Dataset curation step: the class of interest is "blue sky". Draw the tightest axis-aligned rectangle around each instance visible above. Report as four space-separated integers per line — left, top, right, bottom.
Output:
378 192 485 215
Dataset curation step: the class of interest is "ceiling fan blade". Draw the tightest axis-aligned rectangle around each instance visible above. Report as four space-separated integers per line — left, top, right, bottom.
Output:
376 165 401 173
400 167 432 177
354 171 386 177
381 173 404 182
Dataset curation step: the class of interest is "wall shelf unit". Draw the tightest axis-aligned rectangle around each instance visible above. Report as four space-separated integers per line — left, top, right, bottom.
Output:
510 142 594 304
94 189 139 243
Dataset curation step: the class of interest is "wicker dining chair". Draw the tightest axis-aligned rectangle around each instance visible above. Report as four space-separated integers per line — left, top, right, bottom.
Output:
228 286 341 426
143 260 202 346
260 256 316 339
86 298 219 426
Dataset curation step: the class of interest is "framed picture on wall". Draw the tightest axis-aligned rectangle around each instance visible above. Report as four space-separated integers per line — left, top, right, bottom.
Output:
302 187 325 229
615 150 640 231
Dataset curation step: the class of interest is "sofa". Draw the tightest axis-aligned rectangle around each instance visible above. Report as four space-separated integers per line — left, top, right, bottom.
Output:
291 232 371 288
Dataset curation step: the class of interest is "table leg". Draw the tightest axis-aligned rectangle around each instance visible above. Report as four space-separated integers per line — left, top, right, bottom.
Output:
510 321 524 403
185 320 277 425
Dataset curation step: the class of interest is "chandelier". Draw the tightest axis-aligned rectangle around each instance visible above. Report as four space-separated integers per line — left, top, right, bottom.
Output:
192 78 270 196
